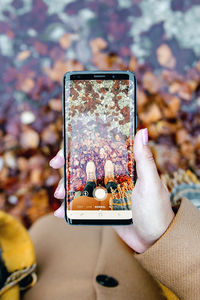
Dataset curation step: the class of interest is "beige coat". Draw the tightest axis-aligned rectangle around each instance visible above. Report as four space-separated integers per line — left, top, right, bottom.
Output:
24 197 200 300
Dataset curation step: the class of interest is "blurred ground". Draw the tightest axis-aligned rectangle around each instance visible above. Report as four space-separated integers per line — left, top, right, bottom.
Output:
0 0 200 227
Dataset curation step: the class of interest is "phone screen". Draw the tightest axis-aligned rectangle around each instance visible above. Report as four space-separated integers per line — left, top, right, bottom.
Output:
63 71 136 225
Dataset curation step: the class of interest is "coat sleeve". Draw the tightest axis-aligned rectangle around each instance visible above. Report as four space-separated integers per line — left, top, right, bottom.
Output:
134 197 200 300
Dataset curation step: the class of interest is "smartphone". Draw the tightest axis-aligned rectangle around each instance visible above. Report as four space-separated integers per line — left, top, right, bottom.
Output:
62 70 137 225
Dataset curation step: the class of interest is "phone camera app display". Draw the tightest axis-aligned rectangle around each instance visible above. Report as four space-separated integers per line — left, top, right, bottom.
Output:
65 78 135 213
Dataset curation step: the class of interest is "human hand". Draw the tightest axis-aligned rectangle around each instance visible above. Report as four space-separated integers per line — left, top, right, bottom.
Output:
113 128 175 253
49 128 175 254
49 149 65 218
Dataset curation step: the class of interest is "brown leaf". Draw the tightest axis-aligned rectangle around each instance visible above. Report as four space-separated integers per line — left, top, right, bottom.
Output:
143 72 161 94
148 123 160 139
49 98 62 111
169 81 193 100
28 189 50 223
140 103 162 123
188 80 198 92
41 124 58 145
195 60 200 71
180 142 195 160
44 60 69 82
17 157 28 172
176 128 191 145
156 120 180 135
0 193 6 209
44 59 84 82
157 44 176 69
90 37 107 53
162 95 180 118
169 81 181 94
18 78 35 93
30 169 43 186
20 127 39 149
153 144 180 174
17 50 31 61
3 151 16 169
34 41 48 55
129 55 138 72
28 154 46 170
59 33 72 49
137 89 148 111
178 82 193 101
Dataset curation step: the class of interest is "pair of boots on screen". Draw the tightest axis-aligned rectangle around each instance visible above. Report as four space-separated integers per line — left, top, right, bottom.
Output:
80 160 117 199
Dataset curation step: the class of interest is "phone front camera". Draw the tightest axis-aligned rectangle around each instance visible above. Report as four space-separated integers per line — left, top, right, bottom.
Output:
112 75 115 78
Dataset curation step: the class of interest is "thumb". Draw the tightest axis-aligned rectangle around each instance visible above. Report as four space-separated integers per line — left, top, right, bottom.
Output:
133 128 160 183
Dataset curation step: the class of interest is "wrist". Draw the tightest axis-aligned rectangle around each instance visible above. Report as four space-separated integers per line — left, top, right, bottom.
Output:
136 208 175 254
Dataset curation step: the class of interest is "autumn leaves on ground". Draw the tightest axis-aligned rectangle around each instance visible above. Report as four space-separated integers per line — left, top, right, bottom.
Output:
0 0 199 227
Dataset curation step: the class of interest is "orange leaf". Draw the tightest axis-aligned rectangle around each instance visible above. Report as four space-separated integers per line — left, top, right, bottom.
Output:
20 127 40 149
143 72 161 94
59 33 72 49
157 44 176 69
17 50 31 61
140 103 162 123
90 37 107 53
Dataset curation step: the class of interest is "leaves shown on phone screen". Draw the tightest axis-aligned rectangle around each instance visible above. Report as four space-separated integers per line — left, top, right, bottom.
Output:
66 79 135 203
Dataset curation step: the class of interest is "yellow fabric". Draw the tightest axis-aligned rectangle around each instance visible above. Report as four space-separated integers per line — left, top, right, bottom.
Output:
158 282 179 300
0 211 36 271
0 211 36 300
0 285 19 300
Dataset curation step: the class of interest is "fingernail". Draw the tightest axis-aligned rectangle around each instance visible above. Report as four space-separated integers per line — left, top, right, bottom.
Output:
54 185 65 197
142 128 148 145
54 206 64 218
49 155 64 167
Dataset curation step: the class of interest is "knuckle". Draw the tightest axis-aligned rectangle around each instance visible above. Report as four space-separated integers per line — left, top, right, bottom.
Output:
144 148 154 162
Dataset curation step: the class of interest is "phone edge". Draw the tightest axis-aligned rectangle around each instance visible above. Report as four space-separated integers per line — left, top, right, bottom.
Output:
62 70 137 226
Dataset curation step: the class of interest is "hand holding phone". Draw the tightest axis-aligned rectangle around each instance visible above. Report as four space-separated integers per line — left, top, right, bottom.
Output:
50 128 175 252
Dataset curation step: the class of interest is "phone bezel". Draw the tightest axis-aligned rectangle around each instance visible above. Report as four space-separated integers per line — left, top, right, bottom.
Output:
62 70 137 225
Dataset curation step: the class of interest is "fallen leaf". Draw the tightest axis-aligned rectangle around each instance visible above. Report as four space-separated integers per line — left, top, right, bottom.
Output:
18 78 35 93
90 37 107 53
17 50 31 61
176 128 191 145
140 103 162 123
143 72 161 94
20 126 40 149
157 44 176 69
59 33 72 49
49 98 62 111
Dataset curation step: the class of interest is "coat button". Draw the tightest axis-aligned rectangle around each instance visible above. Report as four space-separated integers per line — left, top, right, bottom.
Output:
96 274 119 287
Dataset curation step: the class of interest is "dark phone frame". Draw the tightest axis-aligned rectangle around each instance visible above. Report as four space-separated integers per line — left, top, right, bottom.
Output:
62 70 137 225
